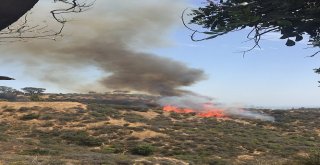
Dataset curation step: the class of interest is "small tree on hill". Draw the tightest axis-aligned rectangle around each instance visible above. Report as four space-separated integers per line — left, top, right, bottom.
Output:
21 87 46 101
0 86 20 101
21 87 46 95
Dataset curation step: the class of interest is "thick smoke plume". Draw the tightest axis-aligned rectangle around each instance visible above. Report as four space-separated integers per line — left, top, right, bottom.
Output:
1 0 205 95
158 95 275 121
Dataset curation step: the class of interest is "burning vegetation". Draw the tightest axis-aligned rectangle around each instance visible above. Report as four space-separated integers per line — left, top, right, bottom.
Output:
163 105 226 118
158 95 275 121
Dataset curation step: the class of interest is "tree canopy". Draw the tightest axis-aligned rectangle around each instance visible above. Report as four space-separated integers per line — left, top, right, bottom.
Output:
21 87 46 95
0 86 19 100
188 0 320 55
188 0 320 83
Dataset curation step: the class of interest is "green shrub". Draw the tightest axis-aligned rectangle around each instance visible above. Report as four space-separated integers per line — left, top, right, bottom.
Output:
19 113 40 120
102 143 126 154
130 143 155 156
60 131 102 146
123 113 148 123
300 149 320 165
208 159 228 165
39 114 53 120
20 148 59 155
18 107 30 112
30 94 41 101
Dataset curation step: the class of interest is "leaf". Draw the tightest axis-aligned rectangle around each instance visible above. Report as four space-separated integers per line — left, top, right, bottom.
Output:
285 39 296 46
277 20 292 26
295 35 303 41
280 34 288 39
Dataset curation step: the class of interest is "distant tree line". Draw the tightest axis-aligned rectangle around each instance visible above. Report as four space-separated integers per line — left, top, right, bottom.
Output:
0 86 46 101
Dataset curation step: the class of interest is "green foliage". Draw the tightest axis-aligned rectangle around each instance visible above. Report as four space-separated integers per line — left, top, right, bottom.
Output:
21 87 46 95
19 113 40 120
189 0 320 49
190 0 320 84
60 131 102 146
0 86 19 101
130 143 155 156
30 94 41 101
102 143 126 154
20 148 59 156
123 113 149 123
299 148 320 165
88 103 122 119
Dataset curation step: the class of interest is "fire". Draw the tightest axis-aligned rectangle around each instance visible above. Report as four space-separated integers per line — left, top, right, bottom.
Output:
162 105 226 118
197 110 225 118
163 105 195 113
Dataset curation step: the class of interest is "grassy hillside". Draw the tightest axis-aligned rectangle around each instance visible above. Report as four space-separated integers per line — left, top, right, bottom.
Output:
0 94 319 165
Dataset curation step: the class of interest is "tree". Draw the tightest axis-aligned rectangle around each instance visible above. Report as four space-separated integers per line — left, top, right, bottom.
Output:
315 68 320 86
0 0 92 79
188 0 319 51
0 0 92 40
21 87 46 95
187 0 320 83
0 0 39 31
21 87 46 101
0 86 20 100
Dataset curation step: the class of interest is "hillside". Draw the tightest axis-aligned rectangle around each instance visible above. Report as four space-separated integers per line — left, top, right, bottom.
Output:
0 93 319 165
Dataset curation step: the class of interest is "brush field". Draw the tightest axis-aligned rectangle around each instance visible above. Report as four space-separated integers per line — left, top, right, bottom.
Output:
0 93 319 165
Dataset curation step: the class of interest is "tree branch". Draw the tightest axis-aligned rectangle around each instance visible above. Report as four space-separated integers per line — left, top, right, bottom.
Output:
0 0 94 42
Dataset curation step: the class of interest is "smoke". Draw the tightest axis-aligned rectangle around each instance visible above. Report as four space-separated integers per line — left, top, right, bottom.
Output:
158 94 275 121
1 0 205 95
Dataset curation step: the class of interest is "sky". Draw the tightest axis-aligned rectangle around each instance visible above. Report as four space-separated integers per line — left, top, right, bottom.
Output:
0 0 320 108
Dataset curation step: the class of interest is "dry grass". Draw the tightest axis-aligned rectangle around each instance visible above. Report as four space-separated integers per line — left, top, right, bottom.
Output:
315 129 320 137
131 130 167 140
131 111 159 119
237 155 255 160
134 157 189 165
108 118 147 127
0 101 87 111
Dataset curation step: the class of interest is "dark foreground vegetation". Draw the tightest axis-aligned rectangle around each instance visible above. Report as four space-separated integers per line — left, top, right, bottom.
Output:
0 93 319 165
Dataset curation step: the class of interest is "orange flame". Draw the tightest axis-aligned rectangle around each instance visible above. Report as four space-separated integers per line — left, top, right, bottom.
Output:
162 105 226 118
163 105 195 113
197 110 225 118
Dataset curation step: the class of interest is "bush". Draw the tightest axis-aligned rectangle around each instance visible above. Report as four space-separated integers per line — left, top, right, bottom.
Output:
300 149 320 165
60 131 102 146
30 94 41 101
130 143 155 156
18 107 31 112
208 159 229 165
20 148 59 155
19 113 40 120
102 143 126 154
123 113 148 123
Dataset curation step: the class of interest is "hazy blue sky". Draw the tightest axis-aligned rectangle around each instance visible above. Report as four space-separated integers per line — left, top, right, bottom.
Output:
1 0 320 108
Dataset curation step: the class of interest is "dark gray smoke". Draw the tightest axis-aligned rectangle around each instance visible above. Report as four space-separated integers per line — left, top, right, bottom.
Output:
1 0 206 95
